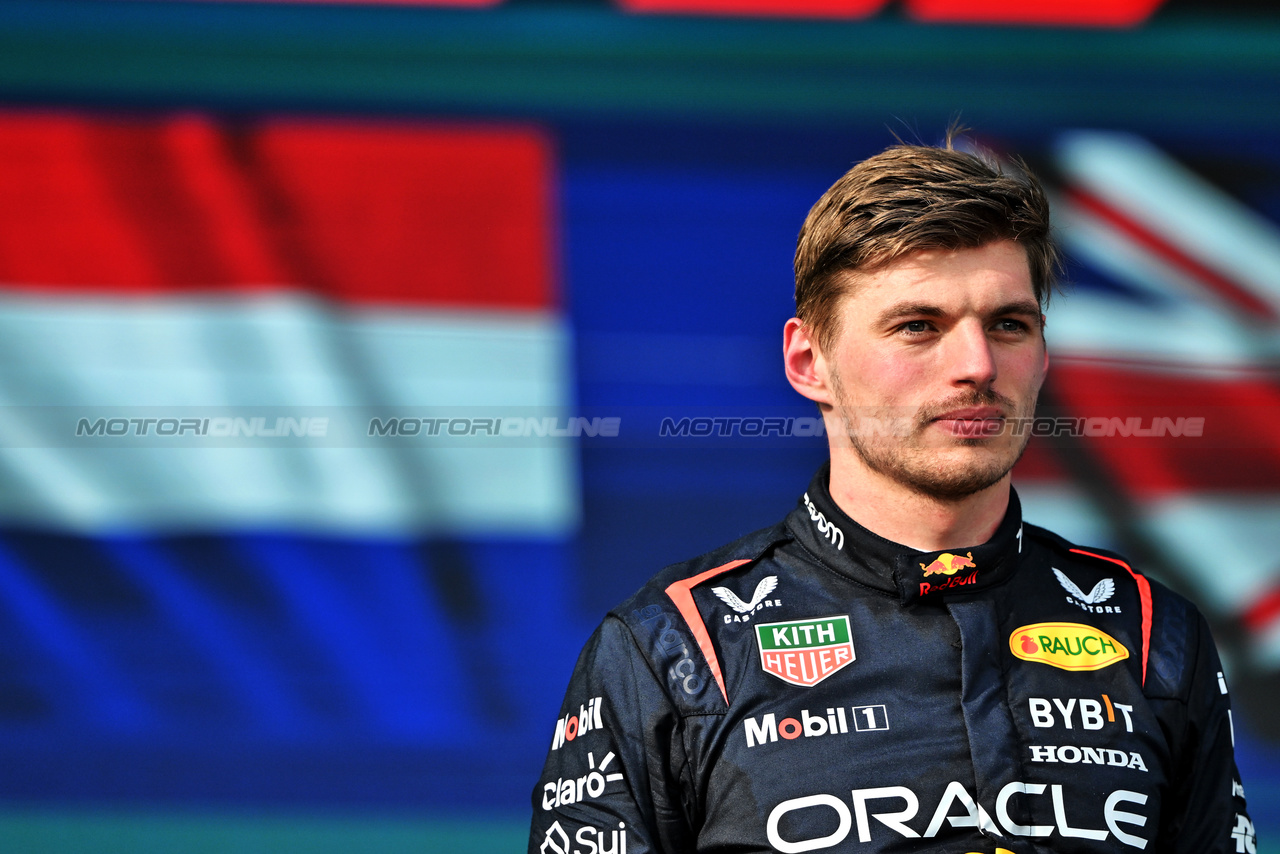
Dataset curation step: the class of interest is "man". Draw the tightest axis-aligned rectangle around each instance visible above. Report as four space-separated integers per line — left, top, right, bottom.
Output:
530 139 1254 854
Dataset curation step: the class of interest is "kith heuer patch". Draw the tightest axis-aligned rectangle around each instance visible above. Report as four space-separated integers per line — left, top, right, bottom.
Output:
755 616 854 687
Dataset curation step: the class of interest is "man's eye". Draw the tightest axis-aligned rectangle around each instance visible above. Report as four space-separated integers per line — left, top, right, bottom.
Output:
995 319 1028 333
901 321 931 334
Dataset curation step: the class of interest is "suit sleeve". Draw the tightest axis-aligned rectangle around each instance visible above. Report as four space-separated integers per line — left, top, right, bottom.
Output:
528 615 696 854
1160 609 1255 854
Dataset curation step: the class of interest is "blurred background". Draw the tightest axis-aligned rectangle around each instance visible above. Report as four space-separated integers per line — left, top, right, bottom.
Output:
0 0 1278 850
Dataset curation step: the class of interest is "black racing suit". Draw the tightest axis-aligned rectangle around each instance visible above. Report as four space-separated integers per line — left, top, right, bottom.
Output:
530 466 1255 854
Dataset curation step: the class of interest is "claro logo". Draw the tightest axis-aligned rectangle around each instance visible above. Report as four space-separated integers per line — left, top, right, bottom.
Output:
766 781 1151 852
1010 623 1129 671
542 750 626 811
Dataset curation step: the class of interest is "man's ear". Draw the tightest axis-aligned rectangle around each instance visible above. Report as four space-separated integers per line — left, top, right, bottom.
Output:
783 318 835 406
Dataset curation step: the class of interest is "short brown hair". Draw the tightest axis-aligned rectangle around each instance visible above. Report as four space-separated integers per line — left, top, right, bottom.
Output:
794 139 1059 354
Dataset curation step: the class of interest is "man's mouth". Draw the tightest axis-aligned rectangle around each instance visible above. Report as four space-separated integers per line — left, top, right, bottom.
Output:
930 407 1007 437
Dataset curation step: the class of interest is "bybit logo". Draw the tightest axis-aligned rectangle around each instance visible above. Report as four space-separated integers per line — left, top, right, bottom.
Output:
1028 696 1135 732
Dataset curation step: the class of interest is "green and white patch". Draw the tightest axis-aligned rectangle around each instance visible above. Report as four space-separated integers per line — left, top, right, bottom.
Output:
755 616 855 687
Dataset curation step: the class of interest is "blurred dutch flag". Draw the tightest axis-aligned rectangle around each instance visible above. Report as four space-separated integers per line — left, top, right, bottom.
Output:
0 110 582 804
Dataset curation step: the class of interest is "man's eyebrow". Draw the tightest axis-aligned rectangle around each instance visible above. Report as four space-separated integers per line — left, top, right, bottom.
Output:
874 300 1043 327
991 300 1043 319
874 303 947 326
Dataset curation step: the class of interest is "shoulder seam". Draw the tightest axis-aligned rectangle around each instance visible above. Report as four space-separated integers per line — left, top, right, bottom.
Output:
1068 547 1152 688
606 612 689 723
665 559 753 706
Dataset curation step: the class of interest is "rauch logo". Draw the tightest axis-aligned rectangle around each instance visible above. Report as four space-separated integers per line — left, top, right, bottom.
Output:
1010 623 1129 672
756 616 855 687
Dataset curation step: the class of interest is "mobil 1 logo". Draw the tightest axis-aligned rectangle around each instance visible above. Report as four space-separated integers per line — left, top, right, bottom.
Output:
744 704 889 747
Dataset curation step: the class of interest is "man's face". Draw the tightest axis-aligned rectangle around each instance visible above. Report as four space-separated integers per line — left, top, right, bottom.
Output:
821 240 1047 500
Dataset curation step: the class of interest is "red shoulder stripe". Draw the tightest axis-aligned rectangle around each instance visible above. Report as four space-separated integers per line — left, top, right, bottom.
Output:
1070 548 1151 687
664 559 751 706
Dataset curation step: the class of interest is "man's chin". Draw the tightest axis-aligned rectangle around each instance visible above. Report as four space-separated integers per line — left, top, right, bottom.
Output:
929 439 1030 493
899 461 1010 500
854 443 1021 501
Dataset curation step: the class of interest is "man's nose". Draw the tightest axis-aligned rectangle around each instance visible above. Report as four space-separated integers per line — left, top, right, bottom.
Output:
948 322 997 388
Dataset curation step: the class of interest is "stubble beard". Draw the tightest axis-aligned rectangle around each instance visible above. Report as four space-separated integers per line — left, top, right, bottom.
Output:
832 376 1035 502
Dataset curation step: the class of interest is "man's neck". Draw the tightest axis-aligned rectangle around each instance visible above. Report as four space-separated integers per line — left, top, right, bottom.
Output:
826 448 1012 552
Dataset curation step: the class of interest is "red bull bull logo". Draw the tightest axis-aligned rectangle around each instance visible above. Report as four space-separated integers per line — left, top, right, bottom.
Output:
920 552 976 577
